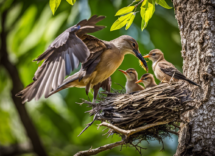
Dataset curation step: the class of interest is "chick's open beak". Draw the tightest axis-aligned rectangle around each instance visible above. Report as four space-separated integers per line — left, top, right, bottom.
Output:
135 80 143 84
143 54 150 58
133 49 148 72
118 69 127 75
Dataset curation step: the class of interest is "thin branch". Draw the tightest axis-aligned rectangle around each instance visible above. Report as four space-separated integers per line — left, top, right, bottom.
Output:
98 121 171 137
74 140 125 156
78 114 97 137
135 0 144 8
167 130 179 136
75 121 171 156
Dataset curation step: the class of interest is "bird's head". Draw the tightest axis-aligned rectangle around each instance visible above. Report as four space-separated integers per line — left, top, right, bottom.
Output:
118 68 138 81
135 73 154 87
143 49 164 62
116 35 148 71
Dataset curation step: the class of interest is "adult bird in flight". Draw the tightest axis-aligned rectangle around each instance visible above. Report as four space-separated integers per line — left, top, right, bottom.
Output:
16 15 148 103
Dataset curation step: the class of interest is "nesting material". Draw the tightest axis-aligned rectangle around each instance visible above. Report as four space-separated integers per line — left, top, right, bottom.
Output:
81 83 194 142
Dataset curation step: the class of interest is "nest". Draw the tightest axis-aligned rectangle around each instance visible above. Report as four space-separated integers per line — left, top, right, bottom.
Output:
80 83 194 148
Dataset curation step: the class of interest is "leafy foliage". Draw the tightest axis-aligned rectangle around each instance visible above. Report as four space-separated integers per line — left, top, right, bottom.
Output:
49 0 62 15
49 0 76 15
66 0 76 5
111 0 172 31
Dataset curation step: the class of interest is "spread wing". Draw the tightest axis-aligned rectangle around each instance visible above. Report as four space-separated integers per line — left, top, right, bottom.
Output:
158 62 187 80
16 15 106 103
47 34 110 96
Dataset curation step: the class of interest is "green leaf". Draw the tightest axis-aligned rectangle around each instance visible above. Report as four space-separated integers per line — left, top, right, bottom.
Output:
145 0 155 22
141 0 148 7
49 0 61 15
141 0 155 30
156 0 172 9
66 0 76 5
140 8 146 30
126 13 136 30
115 6 135 16
111 13 133 31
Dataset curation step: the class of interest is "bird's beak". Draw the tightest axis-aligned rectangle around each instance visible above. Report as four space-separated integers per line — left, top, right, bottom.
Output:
143 54 150 58
135 80 143 84
118 69 127 75
133 49 148 72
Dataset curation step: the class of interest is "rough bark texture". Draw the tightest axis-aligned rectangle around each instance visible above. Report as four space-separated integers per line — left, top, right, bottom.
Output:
173 0 215 155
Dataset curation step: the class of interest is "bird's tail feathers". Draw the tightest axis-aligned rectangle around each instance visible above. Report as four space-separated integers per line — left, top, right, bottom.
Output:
186 79 201 87
47 74 80 98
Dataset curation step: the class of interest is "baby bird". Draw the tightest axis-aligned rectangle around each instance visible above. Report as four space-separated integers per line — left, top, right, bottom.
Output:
119 68 144 93
136 73 157 88
143 49 200 86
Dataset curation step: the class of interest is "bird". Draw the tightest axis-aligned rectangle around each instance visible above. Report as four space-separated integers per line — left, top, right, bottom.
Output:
143 49 199 86
135 73 157 88
118 68 144 93
16 15 148 103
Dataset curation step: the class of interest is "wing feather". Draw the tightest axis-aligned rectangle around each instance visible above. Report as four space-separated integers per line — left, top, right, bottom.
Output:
44 58 59 97
158 62 186 80
52 56 62 90
16 15 107 103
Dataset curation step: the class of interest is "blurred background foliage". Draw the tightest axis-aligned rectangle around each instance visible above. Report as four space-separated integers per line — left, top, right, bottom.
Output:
0 0 181 155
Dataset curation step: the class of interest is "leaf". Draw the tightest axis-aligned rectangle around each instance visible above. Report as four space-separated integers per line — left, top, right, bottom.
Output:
115 6 135 16
140 8 146 30
141 0 155 30
141 0 148 7
111 13 133 31
49 0 61 15
156 0 172 9
145 0 155 22
66 0 76 5
126 13 136 30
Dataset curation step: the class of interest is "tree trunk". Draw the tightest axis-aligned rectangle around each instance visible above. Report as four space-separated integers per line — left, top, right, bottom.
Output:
173 0 215 155
0 9 48 156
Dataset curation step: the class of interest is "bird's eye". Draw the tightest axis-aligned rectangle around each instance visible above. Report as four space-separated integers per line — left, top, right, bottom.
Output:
129 72 133 74
152 53 156 56
132 43 135 47
144 78 148 80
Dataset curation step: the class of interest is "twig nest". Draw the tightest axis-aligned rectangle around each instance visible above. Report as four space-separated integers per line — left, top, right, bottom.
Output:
81 83 194 142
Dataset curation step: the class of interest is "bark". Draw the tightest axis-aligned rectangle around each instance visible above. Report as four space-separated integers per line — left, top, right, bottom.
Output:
0 8 48 156
173 0 215 155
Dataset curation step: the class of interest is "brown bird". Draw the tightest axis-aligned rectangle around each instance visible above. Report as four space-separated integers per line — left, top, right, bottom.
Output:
16 15 148 103
135 73 157 88
118 68 144 93
143 49 199 86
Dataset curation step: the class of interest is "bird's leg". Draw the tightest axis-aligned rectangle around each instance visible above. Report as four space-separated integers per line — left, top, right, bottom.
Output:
93 86 100 103
92 98 96 103
87 95 91 101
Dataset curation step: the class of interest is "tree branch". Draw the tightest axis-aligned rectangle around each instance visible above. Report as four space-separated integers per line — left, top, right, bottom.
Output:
0 7 47 156
98 121 171 137
75 121 171 156
74 140 125 156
